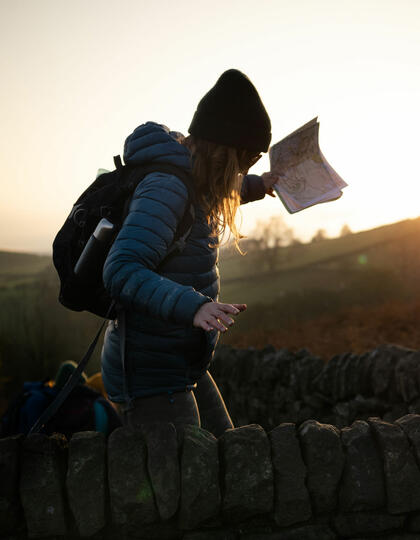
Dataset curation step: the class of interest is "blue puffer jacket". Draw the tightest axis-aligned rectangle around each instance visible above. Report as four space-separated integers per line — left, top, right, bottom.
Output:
101 122 266 402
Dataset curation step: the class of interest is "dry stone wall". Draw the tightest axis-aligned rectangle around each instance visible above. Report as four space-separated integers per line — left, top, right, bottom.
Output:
4 416 420 539
210 343 420 430
3 343 420 539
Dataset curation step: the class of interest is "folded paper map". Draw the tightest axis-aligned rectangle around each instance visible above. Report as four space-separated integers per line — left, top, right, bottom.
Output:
269 118 347 214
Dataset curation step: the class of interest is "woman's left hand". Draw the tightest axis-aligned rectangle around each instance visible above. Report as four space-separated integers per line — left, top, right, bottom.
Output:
261 172 278 197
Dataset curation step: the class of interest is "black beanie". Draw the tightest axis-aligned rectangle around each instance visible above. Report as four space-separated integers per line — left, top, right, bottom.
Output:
188 69 272 153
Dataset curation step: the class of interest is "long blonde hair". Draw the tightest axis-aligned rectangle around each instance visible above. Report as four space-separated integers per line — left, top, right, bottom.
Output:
181 135 255 254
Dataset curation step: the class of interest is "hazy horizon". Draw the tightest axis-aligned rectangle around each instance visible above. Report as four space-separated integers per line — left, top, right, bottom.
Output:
1 213 418 258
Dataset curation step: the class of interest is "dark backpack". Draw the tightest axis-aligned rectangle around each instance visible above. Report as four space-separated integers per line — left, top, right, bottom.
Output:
52 155 195 320
0 380 55 438
28 156 195 436
0 381 122 439
43 385 122 439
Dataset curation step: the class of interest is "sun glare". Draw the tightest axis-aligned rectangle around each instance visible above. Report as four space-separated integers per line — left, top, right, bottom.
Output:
0 0 419 252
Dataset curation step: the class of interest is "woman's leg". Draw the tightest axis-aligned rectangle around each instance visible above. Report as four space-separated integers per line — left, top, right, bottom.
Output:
123 390 200 432
193 371 234 437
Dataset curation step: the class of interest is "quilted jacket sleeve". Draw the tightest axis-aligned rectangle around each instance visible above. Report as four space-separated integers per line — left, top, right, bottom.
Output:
103 172 212 326
240 174 267 204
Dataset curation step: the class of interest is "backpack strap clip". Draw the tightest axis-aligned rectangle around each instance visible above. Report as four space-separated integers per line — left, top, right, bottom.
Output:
113 155 124 170
100 206 113 219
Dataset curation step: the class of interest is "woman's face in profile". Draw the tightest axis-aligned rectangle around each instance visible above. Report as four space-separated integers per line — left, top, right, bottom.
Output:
240 153 262 175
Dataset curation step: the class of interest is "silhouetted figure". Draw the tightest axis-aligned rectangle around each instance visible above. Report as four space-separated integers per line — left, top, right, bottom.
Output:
101 69 276 436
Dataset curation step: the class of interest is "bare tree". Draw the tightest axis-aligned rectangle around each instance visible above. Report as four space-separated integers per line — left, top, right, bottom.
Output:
311 228 327 243
251 216 294 271
340 224 352 237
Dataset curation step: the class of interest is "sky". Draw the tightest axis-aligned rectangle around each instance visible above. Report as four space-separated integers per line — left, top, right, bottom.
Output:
0 0 419 253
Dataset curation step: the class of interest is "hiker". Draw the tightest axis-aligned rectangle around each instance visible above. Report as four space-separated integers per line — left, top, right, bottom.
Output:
101 69 276 436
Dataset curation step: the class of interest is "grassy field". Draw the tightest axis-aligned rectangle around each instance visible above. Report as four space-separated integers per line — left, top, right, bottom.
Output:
0 251 50 287
1 216 420 406
217 218 420 355
0 262 103 401
221 298 420 358
219 217 420 302
221 218 420 274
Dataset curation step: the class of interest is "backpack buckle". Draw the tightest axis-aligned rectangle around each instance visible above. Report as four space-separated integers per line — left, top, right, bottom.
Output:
100 206 113 218
71 205 87 227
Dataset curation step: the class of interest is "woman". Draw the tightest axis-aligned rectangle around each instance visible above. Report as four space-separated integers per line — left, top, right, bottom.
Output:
101 69 276 437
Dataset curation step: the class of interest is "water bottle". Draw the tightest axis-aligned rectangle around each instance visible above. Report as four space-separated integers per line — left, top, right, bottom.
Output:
74 218 115 283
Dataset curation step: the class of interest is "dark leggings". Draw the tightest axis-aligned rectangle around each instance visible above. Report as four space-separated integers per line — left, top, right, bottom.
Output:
121 371 234 438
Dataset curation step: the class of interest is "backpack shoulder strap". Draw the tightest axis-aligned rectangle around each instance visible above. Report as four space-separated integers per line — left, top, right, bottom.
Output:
121 160 196 246
113 155 123 169
28 302 115 435
125 161 195 204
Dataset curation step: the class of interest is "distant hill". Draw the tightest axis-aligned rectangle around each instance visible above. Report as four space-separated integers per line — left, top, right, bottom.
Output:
0 250 51 287
219 216 420 304
221 217 420 278
2 215 420 292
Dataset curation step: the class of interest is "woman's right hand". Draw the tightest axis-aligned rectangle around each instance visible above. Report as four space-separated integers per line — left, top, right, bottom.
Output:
193 301 247 332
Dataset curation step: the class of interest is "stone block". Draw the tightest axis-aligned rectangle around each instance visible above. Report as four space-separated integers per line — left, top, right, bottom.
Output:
105 519 181 540
19 434 68 538
346 535 420 540
358 352 374 397
131 517 182 539
66 431 106 537
227 513 273 535
395 352 420 402
396 414 420 466
350 394 388 418
370 345 411 401
298 419 344 514
305 356 325 396
312 355 341 398
0 435 22 536
240 524 336 539
409 398 420 415
107 426 158 533
333 510 406 537
408 509 420 532
333 401 351 428
335 353 352 401
303 392 332 410
289 355 323 400
273 348 295 387
347 354 363 399
384 403 409 423
339 420 385 511
296 405 317 425
259 354 282 390
268 423 311 527
220 424 273 523
182 531 236 540
140 422 180 521
368 417 420 514
371 347 397 398
178 425 220 530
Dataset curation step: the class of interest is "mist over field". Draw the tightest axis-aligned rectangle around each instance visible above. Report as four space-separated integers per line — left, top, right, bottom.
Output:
2 216 420 413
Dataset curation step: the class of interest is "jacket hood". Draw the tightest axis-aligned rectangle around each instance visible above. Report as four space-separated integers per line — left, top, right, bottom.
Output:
123 122 191 170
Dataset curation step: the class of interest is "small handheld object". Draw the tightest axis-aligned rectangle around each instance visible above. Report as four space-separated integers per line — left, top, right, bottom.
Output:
74 218 115 282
